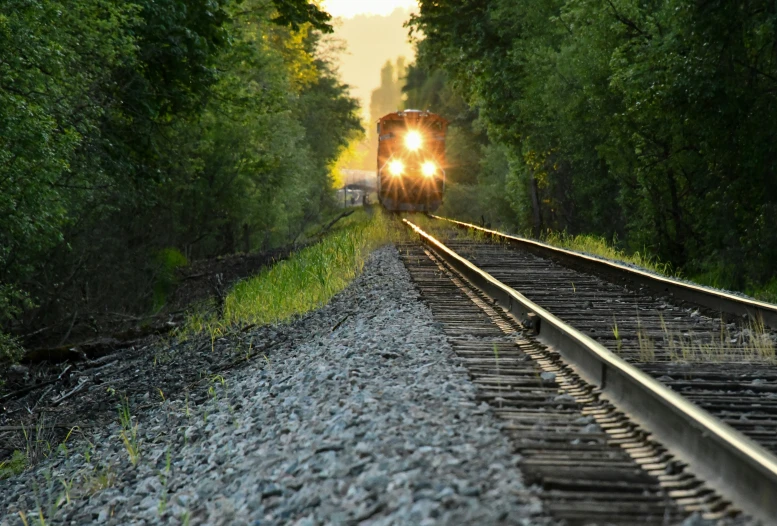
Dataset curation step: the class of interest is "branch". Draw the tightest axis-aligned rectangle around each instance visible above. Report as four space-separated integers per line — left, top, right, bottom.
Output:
605 0 650 39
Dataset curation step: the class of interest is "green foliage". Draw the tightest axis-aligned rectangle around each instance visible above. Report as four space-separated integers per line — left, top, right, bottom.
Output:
410 0 777 296
1 0 361 344
0 332 25 364
152 249 188 311
270 0 332 33
0 450 26 480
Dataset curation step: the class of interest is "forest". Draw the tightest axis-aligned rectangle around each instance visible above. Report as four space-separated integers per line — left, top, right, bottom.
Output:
407 0 777 300
0 0 362 354
4 0 777 358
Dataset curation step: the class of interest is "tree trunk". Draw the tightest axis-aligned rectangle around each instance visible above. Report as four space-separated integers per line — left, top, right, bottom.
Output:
530 172 543 238
242 223 250 253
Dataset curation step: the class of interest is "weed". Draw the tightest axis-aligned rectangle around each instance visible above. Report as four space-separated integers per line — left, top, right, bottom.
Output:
158 448 172 515
118 397 141 466
153 349 175 366
59 477 74 506
82 464 116 495
22 417 54 466
636 324 656 363
611 320 622 353
617 314 776 364
207 325 224 353
244 336 254 361
17 510 48 526
30 471 57 525
83 441 94 464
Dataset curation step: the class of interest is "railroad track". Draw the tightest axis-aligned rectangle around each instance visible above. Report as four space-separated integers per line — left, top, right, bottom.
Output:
400 217 777 525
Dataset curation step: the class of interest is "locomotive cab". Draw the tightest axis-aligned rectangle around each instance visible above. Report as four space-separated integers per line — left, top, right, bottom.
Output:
377 110 448 212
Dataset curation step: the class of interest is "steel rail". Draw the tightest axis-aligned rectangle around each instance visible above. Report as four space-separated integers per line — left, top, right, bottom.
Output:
430 215 777 328
404 218 777 524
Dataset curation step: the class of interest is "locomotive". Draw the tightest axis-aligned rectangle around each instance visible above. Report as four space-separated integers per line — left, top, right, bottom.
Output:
377 110 448 212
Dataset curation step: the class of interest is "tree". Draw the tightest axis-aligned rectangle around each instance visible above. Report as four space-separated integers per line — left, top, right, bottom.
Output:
410 0 777 294
0 0 362 347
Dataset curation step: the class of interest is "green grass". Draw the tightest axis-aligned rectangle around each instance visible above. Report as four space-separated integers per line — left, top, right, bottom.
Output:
690 270 777 305
541 231 676 277
184 209 399 335
752 279 777 304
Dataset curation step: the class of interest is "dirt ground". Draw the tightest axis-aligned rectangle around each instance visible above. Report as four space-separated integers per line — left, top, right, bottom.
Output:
0 246 301 466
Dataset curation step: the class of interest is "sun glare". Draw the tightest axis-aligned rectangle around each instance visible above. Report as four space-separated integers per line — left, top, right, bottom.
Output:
323 0 418 19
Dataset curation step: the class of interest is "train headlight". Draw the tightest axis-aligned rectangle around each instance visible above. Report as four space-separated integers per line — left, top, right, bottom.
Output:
404 131 423 151
421 161 436 177
388 160 404 176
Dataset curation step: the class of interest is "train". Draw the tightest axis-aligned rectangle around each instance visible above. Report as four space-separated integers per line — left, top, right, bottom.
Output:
377 110 448 212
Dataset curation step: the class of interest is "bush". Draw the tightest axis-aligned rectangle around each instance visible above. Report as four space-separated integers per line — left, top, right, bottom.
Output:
152 248 189 311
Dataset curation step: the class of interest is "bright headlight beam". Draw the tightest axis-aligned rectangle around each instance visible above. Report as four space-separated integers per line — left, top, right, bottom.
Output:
422 161 436 177
388 160 404 176
404 131 423 151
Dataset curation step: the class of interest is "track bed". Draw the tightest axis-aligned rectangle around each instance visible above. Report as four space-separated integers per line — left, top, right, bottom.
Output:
400 241 746 524
440 239 777 457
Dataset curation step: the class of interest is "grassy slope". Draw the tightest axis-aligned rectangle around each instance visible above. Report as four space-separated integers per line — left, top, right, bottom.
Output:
185 209 399 335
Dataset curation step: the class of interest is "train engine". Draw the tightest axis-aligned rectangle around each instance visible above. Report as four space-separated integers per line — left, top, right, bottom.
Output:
377 110 448 212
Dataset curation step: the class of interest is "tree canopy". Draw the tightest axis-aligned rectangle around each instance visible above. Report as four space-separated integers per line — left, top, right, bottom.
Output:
0 0 361 346
410 0 777 297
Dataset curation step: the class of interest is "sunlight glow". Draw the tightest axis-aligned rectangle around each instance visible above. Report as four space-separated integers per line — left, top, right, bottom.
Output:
323 0 418 19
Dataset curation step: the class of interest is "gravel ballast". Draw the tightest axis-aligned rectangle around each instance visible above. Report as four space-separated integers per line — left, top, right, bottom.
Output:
1 246 549 525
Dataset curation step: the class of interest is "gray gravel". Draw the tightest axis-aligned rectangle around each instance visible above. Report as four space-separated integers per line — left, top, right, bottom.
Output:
1 246 549 525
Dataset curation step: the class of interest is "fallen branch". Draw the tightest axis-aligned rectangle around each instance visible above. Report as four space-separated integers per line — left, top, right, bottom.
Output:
0 379 59 403
52 380 89 406
315 210 355 238
0 423 96 432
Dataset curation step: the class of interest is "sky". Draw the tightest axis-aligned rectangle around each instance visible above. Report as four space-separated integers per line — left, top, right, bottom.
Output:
324 3 419 119
322 0 418 19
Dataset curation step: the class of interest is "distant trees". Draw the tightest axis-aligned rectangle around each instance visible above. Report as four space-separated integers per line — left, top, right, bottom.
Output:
352 58 408 171
0 0 362 346
410 0 777 297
